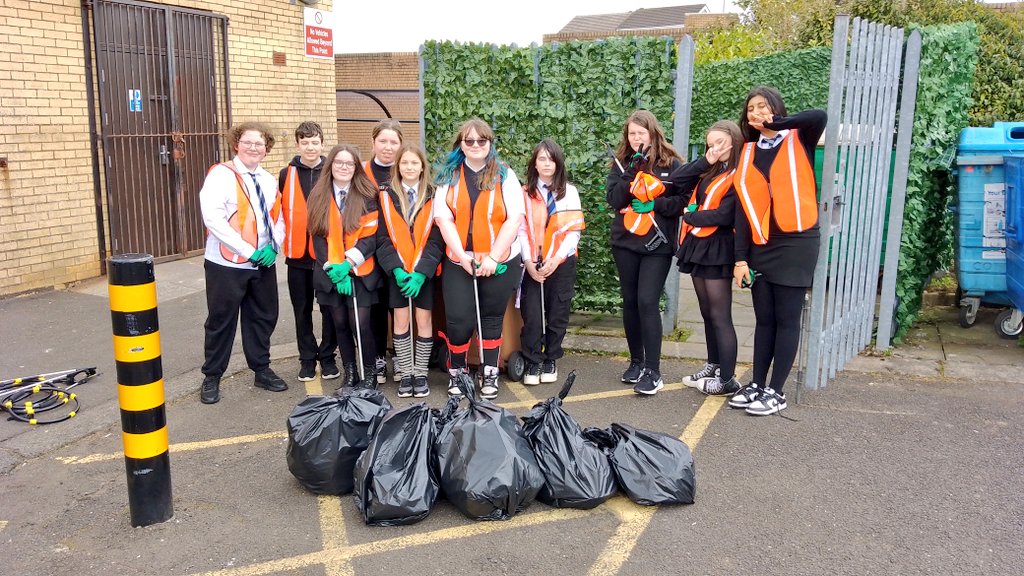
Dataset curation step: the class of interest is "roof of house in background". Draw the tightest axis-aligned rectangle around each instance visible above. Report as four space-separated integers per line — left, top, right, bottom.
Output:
558 4 709 33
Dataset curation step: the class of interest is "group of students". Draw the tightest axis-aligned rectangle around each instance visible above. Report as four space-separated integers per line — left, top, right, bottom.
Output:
195 84 824 417
196 117 583 404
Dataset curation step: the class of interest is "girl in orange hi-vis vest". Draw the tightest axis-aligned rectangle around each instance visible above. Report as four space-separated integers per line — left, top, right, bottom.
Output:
730 86 827 417
433 118 526 401
676 120 744 399
306 145 383 390
606 110 709 397
518 139 585 386
375 144 445 399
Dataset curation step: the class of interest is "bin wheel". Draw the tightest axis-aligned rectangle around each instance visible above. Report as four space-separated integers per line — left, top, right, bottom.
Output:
994 309 1024 339
506 351 526 382
430 340 449 372
958 303 977 328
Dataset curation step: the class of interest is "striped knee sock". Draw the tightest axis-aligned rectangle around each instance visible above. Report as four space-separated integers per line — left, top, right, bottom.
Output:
414 336 432 377
393 331 412 379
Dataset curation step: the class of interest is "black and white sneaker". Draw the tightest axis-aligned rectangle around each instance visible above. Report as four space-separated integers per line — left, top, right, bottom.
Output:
412 375 430 398
745 387 787 416
523 362 541 386
633 369 664 396
297 362 317 382
540 360 558 383
683 363 719 389
700 376 742 396
480 369 500 400
397 375 414 398
447 368 466 397
728 382 762 409
320 359 341 381
621 358 644 384
392 357 403 383
375 357 387 385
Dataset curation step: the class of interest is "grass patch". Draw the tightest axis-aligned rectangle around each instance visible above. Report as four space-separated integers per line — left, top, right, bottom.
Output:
665 326 692 343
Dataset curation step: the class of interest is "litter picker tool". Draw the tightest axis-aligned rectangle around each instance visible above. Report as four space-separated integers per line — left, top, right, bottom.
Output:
352 284 366 386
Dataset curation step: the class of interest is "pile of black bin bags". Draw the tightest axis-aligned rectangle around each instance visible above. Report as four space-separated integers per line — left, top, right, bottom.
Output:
285 370 696 527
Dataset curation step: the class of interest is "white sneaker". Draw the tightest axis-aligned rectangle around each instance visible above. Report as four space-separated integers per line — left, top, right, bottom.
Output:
539 360 558 383
523 363 541 386
728 382 762 409
682 363 719 389
745 387 787 416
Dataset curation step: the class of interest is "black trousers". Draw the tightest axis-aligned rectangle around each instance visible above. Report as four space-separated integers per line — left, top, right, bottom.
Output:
751 280 807 393
370 288 390 360
202 260 279 377
612 247 672 373
287 265 337 366
520 256 576 365
442 255 522 368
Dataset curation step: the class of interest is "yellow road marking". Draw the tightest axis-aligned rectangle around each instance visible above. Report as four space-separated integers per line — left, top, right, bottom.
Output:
191 507 591 576
498 382 686 411
57 431 287 465
504 378 540 407
586 395 726 576
303 376 322 397
0 521 7 532
317 495 354 576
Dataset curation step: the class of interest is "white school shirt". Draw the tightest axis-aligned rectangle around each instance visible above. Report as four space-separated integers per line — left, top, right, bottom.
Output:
200 156 284 269
517 181 582 261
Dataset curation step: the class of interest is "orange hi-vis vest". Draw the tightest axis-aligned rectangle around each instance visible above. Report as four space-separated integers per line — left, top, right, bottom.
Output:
363 160 383 189
380 190 435 272
679 170 734 244
444 165 508 262
523 188 586 262
621 171 667 237
326 200 378 277
280 166 315 259
734 130 818 245
210 162 281 264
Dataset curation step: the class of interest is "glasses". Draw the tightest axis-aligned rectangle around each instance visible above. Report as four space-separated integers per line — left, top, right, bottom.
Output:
333 160 356 168
462 138 490 148
238 140 266 149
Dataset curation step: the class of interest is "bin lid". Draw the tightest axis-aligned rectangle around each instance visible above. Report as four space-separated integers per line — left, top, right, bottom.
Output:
958 122 1024 152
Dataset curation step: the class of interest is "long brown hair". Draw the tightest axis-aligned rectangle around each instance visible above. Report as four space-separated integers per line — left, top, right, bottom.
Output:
700 120 743 180
307 145 378 236
389 143 432 220
613 110 681 171
526 139 567 201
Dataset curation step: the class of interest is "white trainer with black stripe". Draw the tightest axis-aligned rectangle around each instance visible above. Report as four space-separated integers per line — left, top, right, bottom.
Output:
728 382 762 409
745 387 787 416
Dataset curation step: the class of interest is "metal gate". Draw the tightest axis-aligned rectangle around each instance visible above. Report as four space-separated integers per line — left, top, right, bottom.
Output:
88 0 230 258
800 15 922 392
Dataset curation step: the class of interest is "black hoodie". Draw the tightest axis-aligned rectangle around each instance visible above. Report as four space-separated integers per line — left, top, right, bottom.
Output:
278 155 325 268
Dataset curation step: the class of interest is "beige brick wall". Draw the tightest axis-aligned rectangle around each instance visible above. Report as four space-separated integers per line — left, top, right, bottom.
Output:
0 0 337 296
334 52 422 151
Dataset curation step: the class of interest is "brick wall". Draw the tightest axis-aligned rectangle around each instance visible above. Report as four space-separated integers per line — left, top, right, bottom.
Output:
335 52 422 151
0 0 337 296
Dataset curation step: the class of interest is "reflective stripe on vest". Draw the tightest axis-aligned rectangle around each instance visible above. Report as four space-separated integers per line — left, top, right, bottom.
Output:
679 169 734 243
209 163 281 264
444 165 507 262
280 166 315 259
380 190 435 272
523 188 586 261
326 201 377 276
734 131 818 245
621 170 667 236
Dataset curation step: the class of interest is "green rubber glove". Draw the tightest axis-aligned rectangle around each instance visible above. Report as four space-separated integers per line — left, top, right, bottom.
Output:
392 268 412 287
495 263 508 275
401 272 426 298
631 199 655 214
685 203 699 214
249 246 267 265
258 246 277 266
335 275 353 296
326 262 352 284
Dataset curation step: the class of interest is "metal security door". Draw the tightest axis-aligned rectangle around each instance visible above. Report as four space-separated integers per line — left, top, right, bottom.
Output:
91 0 229 258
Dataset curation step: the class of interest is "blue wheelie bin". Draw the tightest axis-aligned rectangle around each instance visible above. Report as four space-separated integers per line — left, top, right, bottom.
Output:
953 122 1024 327
1000 154 1024 338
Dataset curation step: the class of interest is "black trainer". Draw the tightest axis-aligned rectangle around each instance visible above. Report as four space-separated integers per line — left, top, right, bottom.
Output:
320 358 341 380
412 375 430 398
254 368 288 392
621 358 644 384
397 375 414 398
701 376 742 396
298 362 316 382
523 362 541 385
200 375 220 404
633 368 664 396
540 360 558 383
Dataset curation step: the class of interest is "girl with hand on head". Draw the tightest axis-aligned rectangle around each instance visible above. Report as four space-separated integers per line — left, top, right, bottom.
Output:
433 118 526 400
306 145 383 390
605 110 708 396
518 139 585 386
677 120 744 397
730 86 827 416
375 144 444 399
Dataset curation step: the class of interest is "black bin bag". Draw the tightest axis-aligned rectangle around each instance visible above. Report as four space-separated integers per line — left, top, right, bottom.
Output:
353 402 439 526
582 423 696 506
435 373 545 520
286 387 392 495
520 371 617 509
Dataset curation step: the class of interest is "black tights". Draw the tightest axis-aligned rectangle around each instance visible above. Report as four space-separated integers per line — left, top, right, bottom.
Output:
612 248 672 373
692 276 737 381
751 280 806 393
442 256 522 369
327 303 375 369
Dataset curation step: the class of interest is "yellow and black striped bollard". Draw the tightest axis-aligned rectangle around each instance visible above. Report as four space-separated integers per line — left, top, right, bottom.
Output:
108 254 173 527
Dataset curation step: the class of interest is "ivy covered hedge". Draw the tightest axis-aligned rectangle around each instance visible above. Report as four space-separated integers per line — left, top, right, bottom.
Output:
422 37 677 312
893 22 979 341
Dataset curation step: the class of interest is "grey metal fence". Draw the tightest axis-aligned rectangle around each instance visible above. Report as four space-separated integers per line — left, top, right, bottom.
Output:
800 15 922 392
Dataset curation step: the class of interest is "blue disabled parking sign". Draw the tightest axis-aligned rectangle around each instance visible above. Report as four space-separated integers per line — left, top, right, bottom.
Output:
128 89 142 112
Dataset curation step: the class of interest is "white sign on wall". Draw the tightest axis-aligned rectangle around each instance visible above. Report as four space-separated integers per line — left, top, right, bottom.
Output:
304 8 334 59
